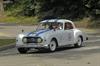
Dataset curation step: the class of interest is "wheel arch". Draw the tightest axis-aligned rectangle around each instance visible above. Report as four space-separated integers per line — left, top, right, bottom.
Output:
78 35 83 42
51 37 58 47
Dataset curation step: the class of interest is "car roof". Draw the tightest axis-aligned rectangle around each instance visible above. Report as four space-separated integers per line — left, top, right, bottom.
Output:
41 19 76 28
41 19 73 23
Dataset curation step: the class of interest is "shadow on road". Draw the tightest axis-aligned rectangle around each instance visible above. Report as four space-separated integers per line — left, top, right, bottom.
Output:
28 46 77 54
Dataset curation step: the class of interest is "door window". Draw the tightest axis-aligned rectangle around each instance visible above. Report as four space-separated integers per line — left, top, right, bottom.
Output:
64 22 73 30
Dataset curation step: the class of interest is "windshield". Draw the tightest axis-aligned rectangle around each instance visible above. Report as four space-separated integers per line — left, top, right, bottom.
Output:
36 22 63 30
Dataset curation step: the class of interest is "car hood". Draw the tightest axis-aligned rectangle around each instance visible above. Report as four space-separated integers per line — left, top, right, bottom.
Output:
20 29 52 38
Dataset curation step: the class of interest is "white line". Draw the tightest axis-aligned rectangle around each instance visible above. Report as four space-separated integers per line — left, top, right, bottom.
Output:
73 46 100 51
0 33 10 37
84 39 100 42
88 35 100 37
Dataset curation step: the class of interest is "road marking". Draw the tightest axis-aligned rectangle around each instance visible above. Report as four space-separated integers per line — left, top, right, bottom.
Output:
85 39 100 43
88 35 100 37
73 46 100 51
0 32 10 37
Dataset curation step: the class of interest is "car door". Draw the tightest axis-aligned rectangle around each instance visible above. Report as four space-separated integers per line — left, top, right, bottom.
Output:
63 29 74 45
62 22 74 45
51 23 64 46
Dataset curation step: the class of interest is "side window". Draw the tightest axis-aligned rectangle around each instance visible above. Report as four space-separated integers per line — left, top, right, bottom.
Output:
48 22 63 30
64 22 73 30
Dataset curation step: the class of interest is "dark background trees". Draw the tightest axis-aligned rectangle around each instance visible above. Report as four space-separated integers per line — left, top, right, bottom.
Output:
0 0 4 16
3 0 100 20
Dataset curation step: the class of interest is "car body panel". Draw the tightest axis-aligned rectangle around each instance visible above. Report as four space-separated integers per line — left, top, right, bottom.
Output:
16 19 87 49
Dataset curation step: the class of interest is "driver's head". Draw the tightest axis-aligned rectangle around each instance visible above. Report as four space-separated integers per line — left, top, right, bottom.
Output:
52 25 57 29
49 23 57 29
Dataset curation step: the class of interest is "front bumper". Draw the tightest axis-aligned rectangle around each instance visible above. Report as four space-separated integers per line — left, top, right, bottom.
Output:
16 43 49 49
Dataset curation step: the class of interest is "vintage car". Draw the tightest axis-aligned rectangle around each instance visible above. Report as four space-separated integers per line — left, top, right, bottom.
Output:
16 19 88 53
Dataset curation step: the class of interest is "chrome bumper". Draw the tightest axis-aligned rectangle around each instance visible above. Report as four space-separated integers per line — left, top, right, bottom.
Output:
16 43 49 49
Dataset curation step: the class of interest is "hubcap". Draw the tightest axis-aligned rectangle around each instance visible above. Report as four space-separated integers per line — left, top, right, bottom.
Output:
77 37 82 46
50 41 56 51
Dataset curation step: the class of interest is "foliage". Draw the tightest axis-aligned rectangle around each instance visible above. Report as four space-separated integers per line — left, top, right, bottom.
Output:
4 0 100 25
0 16 38 25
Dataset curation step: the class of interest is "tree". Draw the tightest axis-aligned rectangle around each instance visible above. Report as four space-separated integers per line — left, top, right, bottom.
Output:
0 0 4 17
4 0 100 20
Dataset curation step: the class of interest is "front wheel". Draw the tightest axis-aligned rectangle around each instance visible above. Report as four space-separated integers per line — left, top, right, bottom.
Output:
74 37 83 48
49 40 57 52
17 48 29 54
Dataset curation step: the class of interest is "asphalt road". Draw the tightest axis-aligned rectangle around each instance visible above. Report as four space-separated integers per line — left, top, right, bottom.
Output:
0 35 100 66
0 24 100 66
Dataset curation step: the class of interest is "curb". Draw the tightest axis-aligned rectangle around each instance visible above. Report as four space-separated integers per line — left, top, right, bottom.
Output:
0 44 15 51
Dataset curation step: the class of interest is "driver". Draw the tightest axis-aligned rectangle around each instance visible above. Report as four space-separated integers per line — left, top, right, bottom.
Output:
49 24 57 30
49 23 62 30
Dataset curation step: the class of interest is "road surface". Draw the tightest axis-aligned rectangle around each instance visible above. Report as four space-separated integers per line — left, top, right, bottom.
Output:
0 25 37 39
0 34 100 66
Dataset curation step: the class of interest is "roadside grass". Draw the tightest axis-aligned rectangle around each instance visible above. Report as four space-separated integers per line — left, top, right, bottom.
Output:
0 39 15 46
74 18 100 34
0 16 38 25
79 28 100 34
75 18 91 28
75 18 100 28
0 16 100 28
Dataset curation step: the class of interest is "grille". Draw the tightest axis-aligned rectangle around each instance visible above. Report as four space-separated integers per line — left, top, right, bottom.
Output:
23 37 39 43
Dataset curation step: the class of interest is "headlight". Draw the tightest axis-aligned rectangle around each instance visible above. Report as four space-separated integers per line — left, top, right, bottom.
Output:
23 37 27 43
37 38 43 43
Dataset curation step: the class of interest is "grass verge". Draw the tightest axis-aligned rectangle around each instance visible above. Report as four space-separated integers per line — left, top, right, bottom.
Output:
0 16 39 25
0 39 15 46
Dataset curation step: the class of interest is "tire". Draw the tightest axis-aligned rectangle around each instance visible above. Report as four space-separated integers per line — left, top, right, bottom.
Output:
49 40 57 52
17 48 29 54
74 37 83 48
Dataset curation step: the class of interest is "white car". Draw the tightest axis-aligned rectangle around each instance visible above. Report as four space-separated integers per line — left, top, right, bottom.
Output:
16 19 88 53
